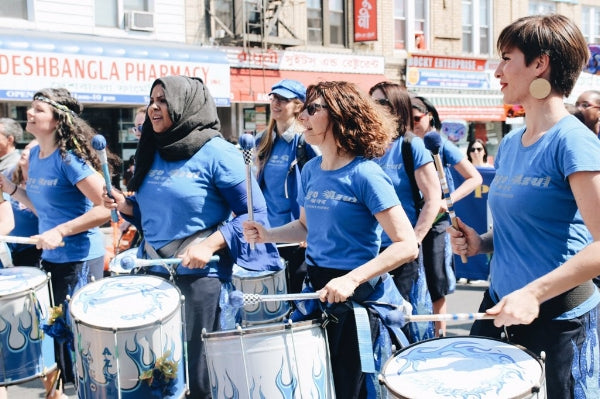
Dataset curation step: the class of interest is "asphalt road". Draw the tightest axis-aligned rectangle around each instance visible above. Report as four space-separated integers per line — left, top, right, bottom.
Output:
5 281 488 398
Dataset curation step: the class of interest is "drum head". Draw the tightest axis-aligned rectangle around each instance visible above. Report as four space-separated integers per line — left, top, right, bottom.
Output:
69 275 181 330
0 267 47 298
381 336 544 399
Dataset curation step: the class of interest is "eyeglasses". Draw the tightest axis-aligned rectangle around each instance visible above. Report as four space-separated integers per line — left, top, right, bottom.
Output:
305 103 328 116
373 98 391 107
470 147 484 152
413 113 428 122
576 102 600 110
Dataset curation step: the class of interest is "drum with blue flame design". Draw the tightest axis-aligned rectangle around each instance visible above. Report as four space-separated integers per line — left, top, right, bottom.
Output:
69 275 186 399
203 320 335 399
0 266 56 385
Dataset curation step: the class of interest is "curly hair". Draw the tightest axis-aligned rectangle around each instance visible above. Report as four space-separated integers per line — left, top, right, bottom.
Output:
497 14 589 97
33 88 102 171
305 81 395 159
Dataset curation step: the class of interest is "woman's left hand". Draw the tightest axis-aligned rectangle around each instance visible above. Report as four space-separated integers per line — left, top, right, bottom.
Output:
179 243 215 269
33 228 64 250
319 274 360 303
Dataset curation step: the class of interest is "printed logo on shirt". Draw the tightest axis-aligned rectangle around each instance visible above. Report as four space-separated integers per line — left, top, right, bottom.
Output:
29 177 58 187
267 154 290 166
378 162 405 171
492 173 551 194
305 189 358 207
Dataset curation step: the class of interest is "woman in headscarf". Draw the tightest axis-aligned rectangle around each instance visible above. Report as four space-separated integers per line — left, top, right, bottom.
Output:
104 75 281 399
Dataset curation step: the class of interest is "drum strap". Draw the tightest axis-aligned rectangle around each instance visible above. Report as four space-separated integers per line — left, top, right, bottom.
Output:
539 280 597 319
352 302 376 373
144 226 218 259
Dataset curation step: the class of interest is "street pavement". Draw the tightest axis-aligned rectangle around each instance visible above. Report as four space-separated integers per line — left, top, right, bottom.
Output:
6 281 488 398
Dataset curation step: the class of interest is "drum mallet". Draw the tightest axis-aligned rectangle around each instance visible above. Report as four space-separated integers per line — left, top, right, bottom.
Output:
0 235 65 247
120 255 220 271
239 133 256 250
423 131 468 263
229 290 323 307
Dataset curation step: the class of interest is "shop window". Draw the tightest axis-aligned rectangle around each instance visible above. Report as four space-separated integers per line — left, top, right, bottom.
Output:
0 0 27 19
462 0 491 55
528 1 556 15
394 0 427 51
307 0 346 47
582 6 600 45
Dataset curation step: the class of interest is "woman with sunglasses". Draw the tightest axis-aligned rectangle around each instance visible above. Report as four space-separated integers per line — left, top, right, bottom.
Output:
244 81 419 398
255 79 319 293
467 139 494 168
449 15 600 397
369 81 442 342
411 95 482 336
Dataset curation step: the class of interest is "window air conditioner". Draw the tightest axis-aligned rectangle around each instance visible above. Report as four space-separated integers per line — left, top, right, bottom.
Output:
125 11 154 32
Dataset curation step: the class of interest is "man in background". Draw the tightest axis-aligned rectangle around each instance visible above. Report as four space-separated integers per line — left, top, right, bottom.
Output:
576 90 600 136
0 118 22 176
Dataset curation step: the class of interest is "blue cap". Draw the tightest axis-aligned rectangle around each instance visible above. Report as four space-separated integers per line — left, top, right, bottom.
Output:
269 79 306 102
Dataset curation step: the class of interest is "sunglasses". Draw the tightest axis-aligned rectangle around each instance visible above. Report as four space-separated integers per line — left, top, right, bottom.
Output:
413 113 428 122
470 147 484 152
305 103 328 116
373 98 391 106
131 124 143 133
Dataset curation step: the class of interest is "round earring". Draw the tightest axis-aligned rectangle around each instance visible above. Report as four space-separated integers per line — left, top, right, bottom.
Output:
529 78 551 100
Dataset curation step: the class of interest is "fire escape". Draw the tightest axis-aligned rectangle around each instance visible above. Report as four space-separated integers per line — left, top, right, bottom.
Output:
208 0 303 48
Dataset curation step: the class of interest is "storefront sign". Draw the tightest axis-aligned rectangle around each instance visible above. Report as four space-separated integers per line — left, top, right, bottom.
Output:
0 33 231 106
406 55 494 90
354 0 377 42
225 48 384 75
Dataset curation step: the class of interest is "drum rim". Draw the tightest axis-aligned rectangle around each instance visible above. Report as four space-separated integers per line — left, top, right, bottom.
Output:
379 335 546 399
202 319 322 339
0 267 49 299
69 274 183 330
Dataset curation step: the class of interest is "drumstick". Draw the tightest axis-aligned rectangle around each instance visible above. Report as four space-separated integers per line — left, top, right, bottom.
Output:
423 131 468 263
0 235 65 247
240 133 256 250
228 291 494 323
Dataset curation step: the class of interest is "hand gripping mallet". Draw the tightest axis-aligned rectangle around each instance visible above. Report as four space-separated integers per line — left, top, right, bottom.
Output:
91 134 119 223
239 134 256 250
423 131 468 263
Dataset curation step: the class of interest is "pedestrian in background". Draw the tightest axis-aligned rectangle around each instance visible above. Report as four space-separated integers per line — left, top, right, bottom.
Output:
411 95 482 336
255 79 319 293
369 81 441 342
449 14 600 398
467 139 494 169
575 90 600 136
0 88 111 398
244 81 418 398
0 118 23 177
104 75 281 399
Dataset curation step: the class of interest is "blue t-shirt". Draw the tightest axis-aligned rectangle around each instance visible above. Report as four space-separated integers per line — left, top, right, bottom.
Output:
298 156 400 270
489 115 600 314
27 146 104 263
135 137 245 248
375 135 433 248
8 197 39 254
262 134 297 227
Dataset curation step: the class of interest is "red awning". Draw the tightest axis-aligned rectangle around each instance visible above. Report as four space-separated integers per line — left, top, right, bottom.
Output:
230 68 388 103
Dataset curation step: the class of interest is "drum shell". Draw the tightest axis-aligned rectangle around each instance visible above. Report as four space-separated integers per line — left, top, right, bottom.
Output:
70 275 186 399
203 320 336 399
0 266 56 385
380 336 546 399
232 264 289 325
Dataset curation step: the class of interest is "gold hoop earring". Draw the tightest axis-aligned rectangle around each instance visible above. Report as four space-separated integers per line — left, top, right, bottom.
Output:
529 78 551 100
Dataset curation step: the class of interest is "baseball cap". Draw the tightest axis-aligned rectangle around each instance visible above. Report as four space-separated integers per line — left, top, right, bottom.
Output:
269 79 306 102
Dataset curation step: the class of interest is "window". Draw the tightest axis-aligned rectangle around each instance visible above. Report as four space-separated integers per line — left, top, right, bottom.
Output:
394 0 428 51
0 0 27 19
462 0 491 55
95 0 149 28
307 0 346 46
528 1 555 15
582 6 600 44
